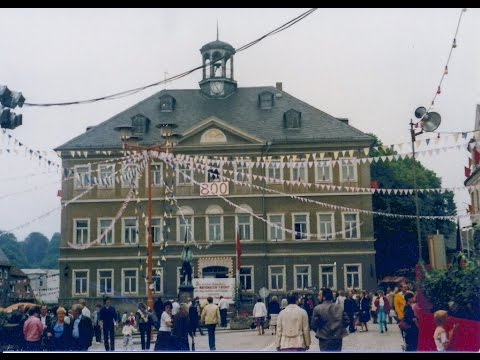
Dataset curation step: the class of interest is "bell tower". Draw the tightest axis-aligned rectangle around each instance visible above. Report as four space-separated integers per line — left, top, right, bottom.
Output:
198 32 237 98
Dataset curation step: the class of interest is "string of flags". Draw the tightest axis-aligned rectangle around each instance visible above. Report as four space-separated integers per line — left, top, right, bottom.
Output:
67 159 148 250
182 155 477 195
166 154 461 221
173 141 469 171
0 154 148 239
163 159 364 239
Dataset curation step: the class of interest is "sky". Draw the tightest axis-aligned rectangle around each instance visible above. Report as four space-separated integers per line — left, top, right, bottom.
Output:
0 8 479 241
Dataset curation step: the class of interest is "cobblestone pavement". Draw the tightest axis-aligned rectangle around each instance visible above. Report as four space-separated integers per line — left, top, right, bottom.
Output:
89 322 405 352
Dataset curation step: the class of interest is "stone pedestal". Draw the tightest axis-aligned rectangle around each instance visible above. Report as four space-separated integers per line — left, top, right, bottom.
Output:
178 284 195 303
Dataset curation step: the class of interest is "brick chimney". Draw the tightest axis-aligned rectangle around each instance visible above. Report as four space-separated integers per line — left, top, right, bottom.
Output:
275 82 283 91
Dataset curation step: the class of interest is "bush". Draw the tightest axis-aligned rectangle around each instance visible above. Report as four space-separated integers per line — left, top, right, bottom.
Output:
421 253 480 321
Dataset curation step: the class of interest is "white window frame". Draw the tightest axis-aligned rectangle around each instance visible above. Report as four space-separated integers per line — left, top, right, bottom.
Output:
122 268 138 295
97 269 114 296
72 269 89 296
74 164 91 189
317 212 335 240
97 164 115 189
97 218 114 245
292 213 309 240
121 163 140 188
339 158 358 182
342 212 360 239
344 263 362 290
294 264 311 290
267 213 285 241
151 267 164 294
268 265 286 291
314 158 333 183
122 217 138 245
319 264 337 290
150 217 163 244
73 218 90 245
177 216 194 243
206 215 223 242
234 159 252 184
176 163 193 186
236 214 253 242
149 162 163 187
239 265 254 292
290 159 308 183
266 160 283 184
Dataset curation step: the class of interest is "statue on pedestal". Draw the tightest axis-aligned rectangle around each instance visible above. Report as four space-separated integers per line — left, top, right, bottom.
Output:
180 244 194 286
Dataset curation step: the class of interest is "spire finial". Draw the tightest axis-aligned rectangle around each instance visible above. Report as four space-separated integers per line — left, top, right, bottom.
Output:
216 20 219 41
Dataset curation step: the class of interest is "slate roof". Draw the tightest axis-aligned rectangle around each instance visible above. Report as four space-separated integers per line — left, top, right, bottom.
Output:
56 86 374 151
0 248 12 267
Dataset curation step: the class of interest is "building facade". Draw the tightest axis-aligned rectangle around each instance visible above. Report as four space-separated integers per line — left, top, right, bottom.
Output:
464 104 480 256
21 269 60 305
56 39 377 311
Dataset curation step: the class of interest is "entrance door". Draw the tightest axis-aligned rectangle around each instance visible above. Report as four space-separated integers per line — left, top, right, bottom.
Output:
202 266 228 278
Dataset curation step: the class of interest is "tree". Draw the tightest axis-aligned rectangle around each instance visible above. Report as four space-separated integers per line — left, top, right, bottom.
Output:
370 135 457 278
40 232 60 269
0 231 28 268
22 232 49 267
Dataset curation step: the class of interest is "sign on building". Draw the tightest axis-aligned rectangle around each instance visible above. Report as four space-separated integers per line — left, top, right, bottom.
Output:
192 278 235 304
199 182 229 196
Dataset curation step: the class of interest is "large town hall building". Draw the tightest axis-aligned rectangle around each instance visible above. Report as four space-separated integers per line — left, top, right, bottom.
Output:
56 38 377 308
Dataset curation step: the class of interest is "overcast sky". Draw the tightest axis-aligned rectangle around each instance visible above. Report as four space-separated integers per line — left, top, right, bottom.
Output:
0 8 479 241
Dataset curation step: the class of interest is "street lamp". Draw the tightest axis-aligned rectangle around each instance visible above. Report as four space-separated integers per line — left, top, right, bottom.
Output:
115 122 180 309
410 107 442 263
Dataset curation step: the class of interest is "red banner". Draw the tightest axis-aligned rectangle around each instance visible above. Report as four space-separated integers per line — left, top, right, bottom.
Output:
418 313 480 351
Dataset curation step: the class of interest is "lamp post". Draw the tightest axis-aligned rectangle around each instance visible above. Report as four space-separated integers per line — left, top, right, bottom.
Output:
410 107 442 264
115 122 180 309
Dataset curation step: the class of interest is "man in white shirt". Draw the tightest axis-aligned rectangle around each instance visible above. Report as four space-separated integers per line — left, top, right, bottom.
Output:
171 299 180 316
218 296 229 328
336 290 346 308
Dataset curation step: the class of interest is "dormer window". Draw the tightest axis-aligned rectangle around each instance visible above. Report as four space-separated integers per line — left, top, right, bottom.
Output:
131 114 150 135
159 94 175 112
284 109 301 129
259 91 274 110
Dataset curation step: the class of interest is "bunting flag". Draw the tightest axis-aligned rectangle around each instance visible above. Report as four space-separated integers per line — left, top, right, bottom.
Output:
465 166 471 177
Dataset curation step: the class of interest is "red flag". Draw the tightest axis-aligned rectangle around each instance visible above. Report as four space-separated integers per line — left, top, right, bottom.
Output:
57 190 62 197
236 229 242 271
370 180 379 189
474 147 480 165
465 166 471 177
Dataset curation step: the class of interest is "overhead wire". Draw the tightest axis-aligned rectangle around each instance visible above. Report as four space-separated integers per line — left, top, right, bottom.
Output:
23 8 317 107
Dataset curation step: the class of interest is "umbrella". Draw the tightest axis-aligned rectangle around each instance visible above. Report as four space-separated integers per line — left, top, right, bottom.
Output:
3 302 37 313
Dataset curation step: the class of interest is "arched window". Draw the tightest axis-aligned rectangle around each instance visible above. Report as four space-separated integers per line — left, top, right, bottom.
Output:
176 206 194 243
258 91 274 110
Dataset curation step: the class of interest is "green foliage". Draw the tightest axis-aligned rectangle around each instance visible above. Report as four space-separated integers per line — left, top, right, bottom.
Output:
40 233 60 269
421 255 480 321
0 232 28 268
23 232 49 266
0 231 59 269
369 134 457 278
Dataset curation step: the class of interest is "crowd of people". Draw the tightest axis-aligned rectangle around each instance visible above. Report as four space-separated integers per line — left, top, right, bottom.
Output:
2 284 458 352
2 294 222 352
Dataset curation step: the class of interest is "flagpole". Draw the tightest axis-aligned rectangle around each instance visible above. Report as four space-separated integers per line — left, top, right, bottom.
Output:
235 229 241 317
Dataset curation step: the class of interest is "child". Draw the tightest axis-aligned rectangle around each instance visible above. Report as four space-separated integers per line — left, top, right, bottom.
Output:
128 312 136 327
433 310 459 351
122 319 136 351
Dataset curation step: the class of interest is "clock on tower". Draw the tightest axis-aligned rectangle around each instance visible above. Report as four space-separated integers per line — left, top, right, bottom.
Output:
210 81 224 96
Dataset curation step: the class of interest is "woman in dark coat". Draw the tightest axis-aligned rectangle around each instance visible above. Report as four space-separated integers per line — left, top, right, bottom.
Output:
45 307 72 351
359 291 371 332
403 292 419 351
172 303 193 351
136 303 154 351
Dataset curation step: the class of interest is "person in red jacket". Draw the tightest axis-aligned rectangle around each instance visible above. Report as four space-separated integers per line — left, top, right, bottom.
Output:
374 290 391 333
